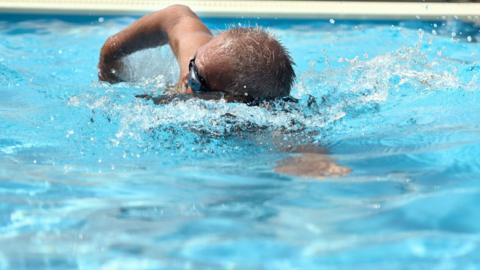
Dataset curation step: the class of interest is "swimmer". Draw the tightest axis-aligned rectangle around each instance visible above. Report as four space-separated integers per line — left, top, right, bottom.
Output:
98 4 294 104
98 4 350 179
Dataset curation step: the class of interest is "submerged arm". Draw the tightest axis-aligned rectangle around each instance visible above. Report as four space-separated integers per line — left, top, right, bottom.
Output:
275 152 351 179
272 132 351 180
98 5 212 83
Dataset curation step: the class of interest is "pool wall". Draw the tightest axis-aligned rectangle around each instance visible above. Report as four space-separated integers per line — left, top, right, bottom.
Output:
0 0 479 22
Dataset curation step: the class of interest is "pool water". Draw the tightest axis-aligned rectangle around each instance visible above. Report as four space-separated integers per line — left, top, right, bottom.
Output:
0 14 479 269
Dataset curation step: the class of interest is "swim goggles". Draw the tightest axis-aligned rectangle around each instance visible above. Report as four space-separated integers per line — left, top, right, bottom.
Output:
187 57 210 92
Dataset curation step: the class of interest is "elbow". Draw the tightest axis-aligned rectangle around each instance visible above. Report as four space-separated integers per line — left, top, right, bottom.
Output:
153 4 198 34
163 4 197 18
166 4 194 13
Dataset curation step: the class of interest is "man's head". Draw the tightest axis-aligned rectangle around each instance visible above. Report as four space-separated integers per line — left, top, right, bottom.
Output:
193 27 295 103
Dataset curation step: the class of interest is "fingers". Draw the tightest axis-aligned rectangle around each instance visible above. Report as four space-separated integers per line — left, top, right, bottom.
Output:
98 60 124 83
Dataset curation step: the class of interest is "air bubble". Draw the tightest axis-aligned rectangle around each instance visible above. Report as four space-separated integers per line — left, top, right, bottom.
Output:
329 18 335 24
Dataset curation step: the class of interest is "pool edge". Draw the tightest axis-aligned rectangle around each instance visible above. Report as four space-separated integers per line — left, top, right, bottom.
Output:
0 1 479 23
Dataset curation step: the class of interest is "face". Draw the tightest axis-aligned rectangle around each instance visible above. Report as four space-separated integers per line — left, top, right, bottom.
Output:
192 34 236 95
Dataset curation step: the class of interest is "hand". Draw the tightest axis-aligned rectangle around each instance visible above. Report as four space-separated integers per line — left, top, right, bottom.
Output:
98 57 124 83
98 36 124 83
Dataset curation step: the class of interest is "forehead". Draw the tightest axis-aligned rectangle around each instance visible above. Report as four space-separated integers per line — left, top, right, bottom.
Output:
196 34 228 59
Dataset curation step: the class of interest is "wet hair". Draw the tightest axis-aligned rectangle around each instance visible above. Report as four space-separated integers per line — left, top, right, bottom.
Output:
214 27 295 102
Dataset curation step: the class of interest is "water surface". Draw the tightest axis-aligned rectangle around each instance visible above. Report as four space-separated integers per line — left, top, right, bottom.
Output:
0 15 479 269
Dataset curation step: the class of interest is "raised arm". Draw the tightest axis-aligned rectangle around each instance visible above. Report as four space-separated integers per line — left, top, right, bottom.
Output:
98 5 212 83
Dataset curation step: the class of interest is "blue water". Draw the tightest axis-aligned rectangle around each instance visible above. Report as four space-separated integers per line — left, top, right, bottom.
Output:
0 14 479 269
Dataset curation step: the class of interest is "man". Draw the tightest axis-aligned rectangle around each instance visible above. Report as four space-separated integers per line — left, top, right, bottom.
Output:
98 5 350 179
98 4 295 104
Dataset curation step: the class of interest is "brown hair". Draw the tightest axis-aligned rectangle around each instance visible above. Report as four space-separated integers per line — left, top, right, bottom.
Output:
215 27 295 102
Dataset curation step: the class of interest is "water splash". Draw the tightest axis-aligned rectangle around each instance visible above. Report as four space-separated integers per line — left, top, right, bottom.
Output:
65 31 478 155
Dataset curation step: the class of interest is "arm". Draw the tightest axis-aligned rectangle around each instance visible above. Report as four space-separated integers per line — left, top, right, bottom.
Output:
271 132 351 179
275 153 351 179
98 5 212 83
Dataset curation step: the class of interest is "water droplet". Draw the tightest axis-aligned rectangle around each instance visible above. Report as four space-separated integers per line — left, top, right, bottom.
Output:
98 17 105 23
329 18 335 24
467 36 472 42
66 130 74 138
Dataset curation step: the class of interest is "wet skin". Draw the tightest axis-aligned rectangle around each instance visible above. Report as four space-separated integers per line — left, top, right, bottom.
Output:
98 5 232 94
98 5 350 180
